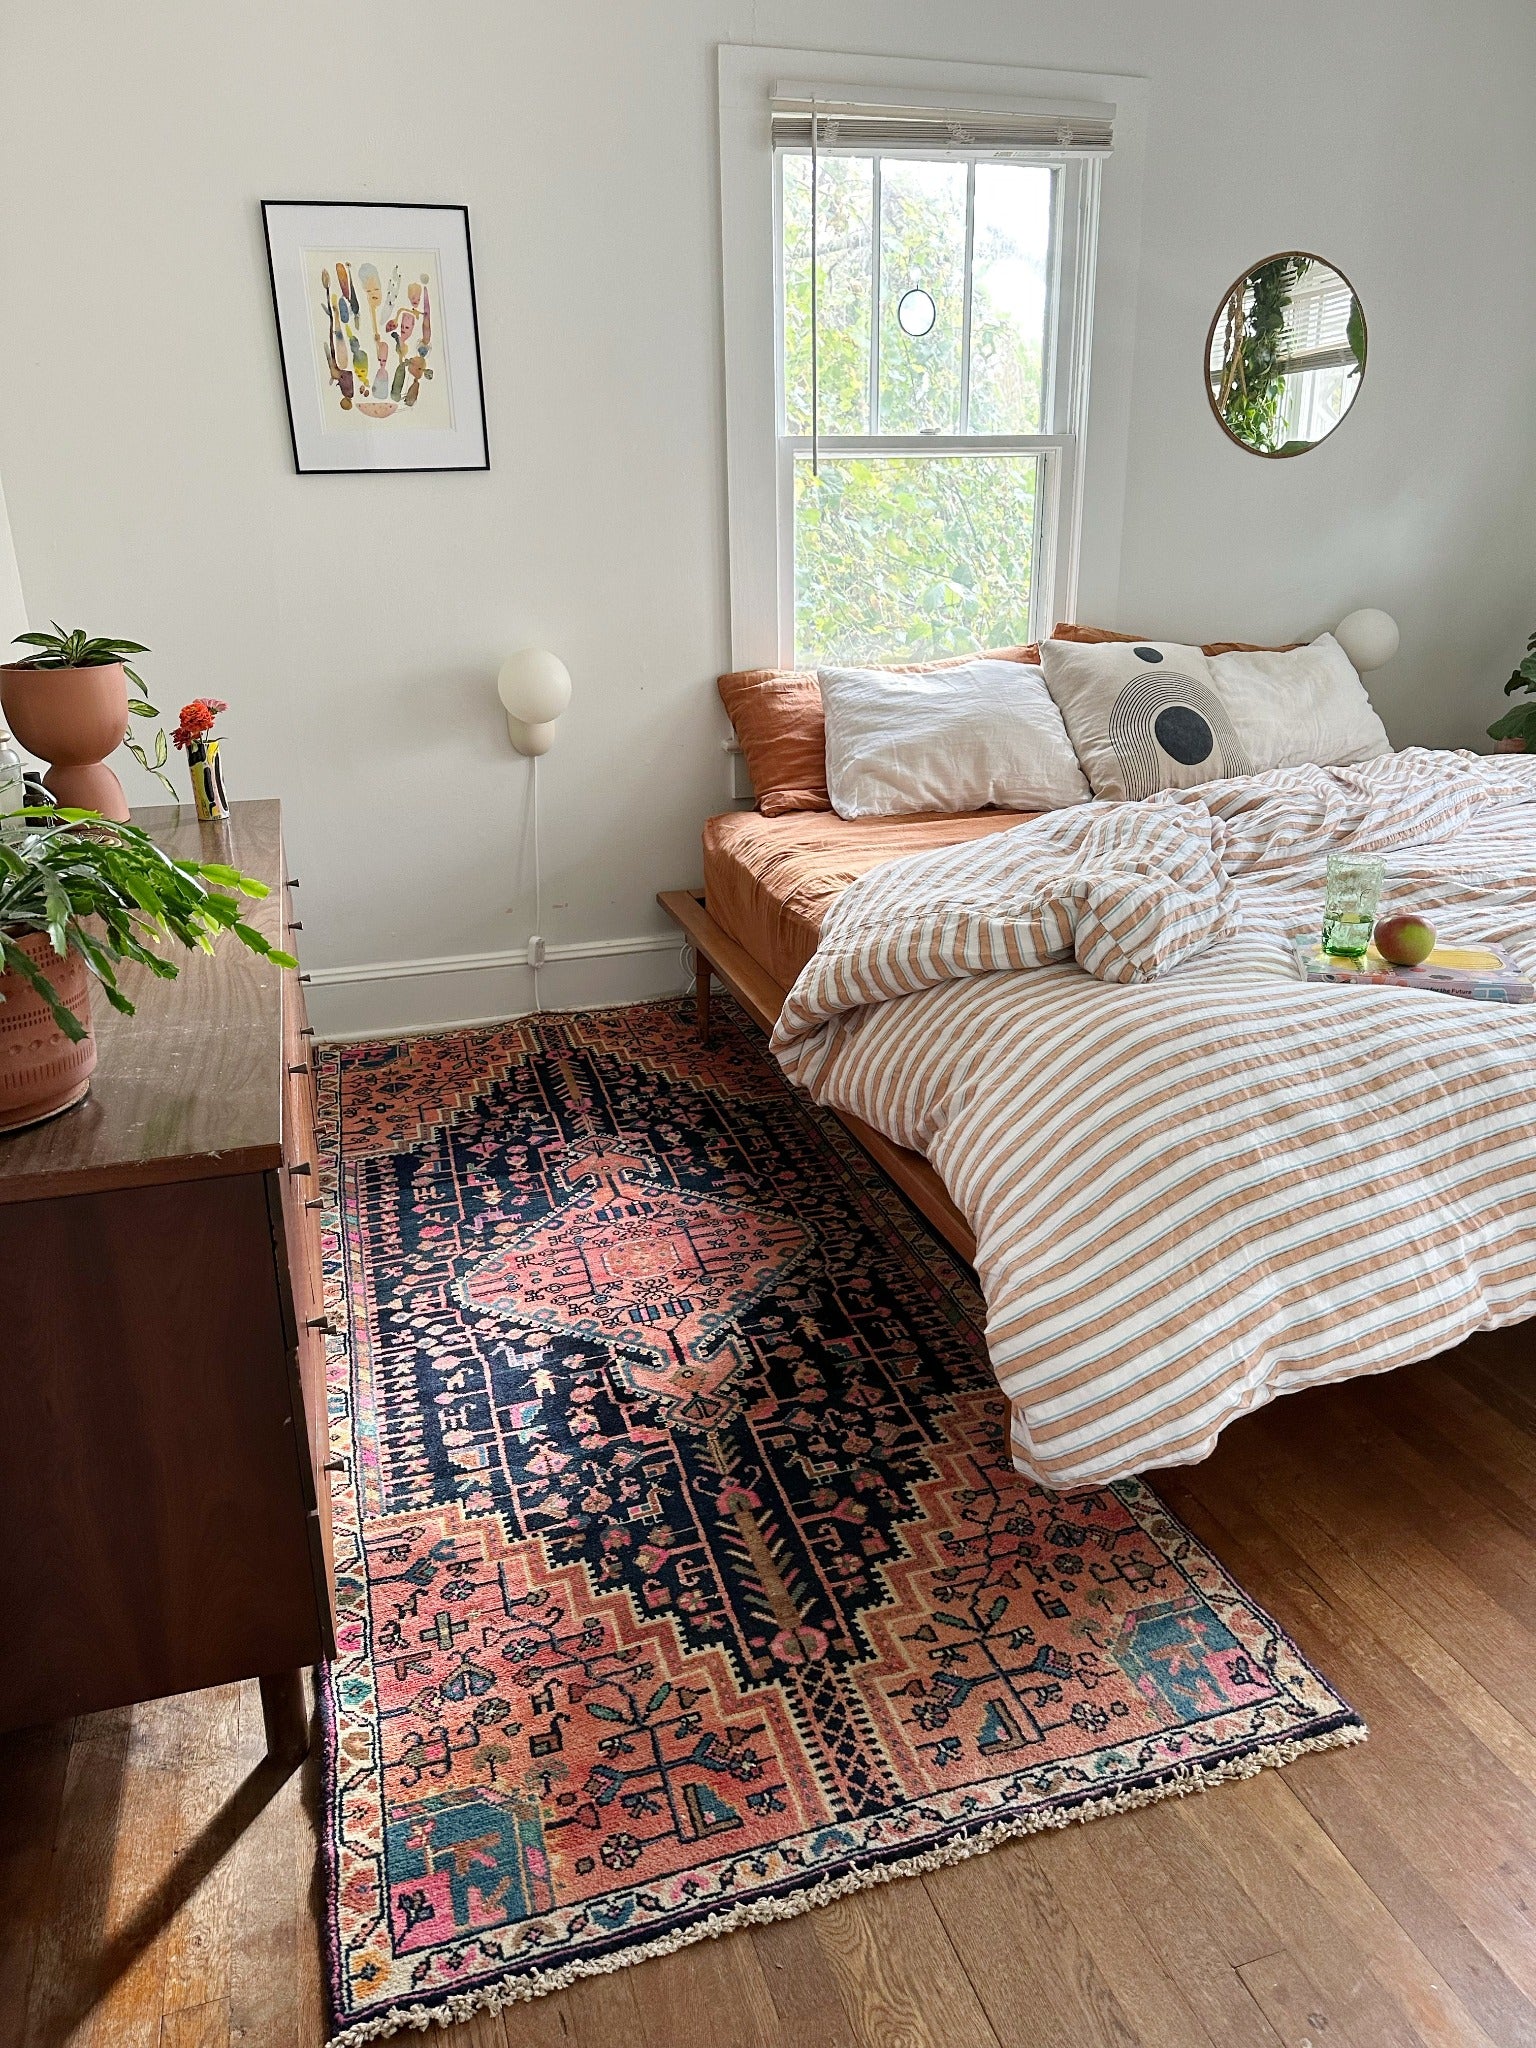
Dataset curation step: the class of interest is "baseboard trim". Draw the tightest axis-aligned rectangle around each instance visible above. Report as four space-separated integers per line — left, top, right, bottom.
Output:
304 931 682 988
302 931 691 1039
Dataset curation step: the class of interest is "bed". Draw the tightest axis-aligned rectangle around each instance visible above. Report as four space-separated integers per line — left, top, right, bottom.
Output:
663 747 1536 1492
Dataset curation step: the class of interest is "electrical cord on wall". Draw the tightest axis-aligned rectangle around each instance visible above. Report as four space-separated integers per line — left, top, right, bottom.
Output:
528 752 544 1012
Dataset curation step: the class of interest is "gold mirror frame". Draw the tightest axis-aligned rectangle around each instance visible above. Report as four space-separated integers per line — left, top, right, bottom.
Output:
1204 250 1366 460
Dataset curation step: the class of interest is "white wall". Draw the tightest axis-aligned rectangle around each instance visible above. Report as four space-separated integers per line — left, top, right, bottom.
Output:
2 0 1532 1034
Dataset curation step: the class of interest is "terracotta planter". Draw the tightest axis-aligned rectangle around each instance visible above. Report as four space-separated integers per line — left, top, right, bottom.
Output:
0 661 130 820
0 931 96 1133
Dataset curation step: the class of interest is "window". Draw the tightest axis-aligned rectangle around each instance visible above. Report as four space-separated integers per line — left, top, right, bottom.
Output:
773 100 1108 666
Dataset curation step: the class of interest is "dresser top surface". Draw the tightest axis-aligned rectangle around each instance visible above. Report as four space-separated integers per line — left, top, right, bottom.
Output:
0 799 291 1204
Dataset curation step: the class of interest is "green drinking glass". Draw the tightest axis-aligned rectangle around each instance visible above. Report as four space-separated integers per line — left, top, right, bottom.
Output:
1322 853 1385 958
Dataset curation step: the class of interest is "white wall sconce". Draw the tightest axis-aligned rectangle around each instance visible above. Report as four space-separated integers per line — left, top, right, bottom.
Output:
497 648 572 755
1335 608 1399 673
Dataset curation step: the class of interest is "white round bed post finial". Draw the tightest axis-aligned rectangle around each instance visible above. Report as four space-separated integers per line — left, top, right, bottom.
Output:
497 648 572 755
1335 609 1399 673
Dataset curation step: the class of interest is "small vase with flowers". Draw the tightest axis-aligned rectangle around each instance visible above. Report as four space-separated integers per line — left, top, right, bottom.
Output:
174 698 230 820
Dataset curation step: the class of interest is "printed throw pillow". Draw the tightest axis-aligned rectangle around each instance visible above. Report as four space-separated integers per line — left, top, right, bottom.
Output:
1038 638 1254 801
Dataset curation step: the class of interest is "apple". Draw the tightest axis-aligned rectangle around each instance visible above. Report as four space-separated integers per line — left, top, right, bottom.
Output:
1374 912 1436 967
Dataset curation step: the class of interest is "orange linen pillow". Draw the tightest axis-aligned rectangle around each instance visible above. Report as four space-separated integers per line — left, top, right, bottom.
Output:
1049 622 1301 656
718 645 1040 816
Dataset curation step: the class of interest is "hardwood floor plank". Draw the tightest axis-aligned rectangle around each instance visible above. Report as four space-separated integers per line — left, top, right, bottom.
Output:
750 1907 862 2047
1177 1785 1430 2048
1230 1774 1506 2048
1299 1381 1536 1636
1030 1821 1220 2048
159 1687 247 2021
924 1836 1144 2048
556 1960 646 2047
808 1880 1002 2048
19 1706 134 2048
1360 1366 1536 1530
158 1999 231 2048
1234 1948 1360 2048
496 1986 573 2045
1159 1455 1536 2044
227 1683 311 2048
624 1925 784 2048
0 1718 74 2048
1056 1805 1288 2047
1450 1336 1536 1441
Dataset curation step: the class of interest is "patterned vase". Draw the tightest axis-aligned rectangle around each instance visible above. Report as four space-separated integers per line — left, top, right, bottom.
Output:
187 737 229 820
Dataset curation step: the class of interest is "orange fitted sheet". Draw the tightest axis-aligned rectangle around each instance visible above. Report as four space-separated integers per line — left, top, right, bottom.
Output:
703 807 1037 990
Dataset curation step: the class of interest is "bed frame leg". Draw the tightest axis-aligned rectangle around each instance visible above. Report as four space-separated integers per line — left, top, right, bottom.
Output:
695 951 713 1045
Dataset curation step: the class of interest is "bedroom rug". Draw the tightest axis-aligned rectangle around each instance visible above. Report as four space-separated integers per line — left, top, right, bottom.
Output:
314 998 1364 2043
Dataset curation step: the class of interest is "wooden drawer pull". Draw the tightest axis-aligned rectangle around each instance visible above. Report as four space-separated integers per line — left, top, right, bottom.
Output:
289 920 304 931
286 875 300 888
288 1062 309 1077
306 1316 335 1334
287 1160 313 1179
305 1197 324 1211
299 1025 316 1039
322 1458 345 1473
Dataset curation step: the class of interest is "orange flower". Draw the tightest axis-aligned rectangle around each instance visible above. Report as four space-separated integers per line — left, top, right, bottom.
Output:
172 698 228 750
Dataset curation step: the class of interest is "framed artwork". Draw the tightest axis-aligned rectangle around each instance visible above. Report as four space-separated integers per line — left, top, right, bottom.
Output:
262 201 489 474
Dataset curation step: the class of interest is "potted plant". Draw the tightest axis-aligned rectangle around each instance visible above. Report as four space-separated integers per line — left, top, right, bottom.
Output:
0 625 175 822
1487 630 1536 753
0 810 295 1132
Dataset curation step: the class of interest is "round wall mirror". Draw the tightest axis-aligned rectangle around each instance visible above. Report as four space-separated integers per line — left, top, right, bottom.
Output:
1206 253 1365 457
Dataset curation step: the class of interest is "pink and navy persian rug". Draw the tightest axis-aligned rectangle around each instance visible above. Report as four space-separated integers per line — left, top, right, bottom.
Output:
315 999 1362 2042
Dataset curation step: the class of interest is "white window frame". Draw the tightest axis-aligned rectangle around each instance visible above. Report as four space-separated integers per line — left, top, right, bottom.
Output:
719 46 1149 672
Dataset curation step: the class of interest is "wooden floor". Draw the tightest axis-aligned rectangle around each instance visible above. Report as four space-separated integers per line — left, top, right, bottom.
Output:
4 1323 1535 2048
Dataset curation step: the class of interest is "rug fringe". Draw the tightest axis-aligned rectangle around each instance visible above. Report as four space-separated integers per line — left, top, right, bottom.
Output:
326 1716 1365 2045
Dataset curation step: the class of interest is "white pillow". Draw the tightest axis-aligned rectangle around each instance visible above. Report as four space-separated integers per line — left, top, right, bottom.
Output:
1207 633 1391 772
817 660 1092 819
1037 639 1252 801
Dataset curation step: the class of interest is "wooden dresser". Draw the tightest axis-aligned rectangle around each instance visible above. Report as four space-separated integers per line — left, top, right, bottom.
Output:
0 799 334 1760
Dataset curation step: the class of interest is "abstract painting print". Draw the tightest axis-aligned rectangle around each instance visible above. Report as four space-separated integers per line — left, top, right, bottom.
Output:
304 248 453 432
264 202 488 473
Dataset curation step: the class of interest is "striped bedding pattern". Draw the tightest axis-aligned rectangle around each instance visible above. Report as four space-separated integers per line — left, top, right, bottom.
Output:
772 749 1536 1489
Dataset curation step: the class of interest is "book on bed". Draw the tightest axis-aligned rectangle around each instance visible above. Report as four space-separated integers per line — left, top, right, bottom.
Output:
1292 934 1535 1003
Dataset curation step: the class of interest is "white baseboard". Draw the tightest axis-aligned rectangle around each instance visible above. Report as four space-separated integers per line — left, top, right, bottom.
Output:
303 932 689 1039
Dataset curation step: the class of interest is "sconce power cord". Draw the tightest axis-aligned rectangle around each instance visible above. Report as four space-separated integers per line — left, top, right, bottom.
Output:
528 753 544 1012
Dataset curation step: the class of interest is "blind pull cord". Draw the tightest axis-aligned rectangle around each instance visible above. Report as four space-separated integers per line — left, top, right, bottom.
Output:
810 95 819 478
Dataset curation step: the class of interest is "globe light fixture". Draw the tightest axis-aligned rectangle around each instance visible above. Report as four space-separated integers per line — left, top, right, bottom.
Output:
497 649 572 755
1334 609 1399 673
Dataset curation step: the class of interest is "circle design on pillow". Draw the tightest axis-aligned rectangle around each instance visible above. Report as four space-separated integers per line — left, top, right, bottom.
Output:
1133 646 1163 663
1106 671 1253 798
1153 704 1214 765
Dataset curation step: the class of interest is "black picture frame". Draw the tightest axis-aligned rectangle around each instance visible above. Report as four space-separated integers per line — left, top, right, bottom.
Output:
262 199 490 475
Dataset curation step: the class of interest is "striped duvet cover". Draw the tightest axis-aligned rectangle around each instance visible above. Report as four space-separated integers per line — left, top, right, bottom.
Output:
771 749 1536 1489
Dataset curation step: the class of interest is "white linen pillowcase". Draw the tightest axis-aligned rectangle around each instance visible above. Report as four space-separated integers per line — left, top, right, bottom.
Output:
1207 632 1391 772
817 660 1092 820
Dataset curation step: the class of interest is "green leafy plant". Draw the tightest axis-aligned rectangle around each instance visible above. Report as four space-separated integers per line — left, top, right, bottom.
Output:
9 624 176 798
1487 629 1536 749
0 811 297 1042
1212 256 1311 454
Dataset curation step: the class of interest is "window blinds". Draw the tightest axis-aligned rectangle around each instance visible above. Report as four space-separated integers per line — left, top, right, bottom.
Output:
770 97 1114 156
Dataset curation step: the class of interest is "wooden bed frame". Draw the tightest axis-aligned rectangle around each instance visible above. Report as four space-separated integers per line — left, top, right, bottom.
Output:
658 889 977 1264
